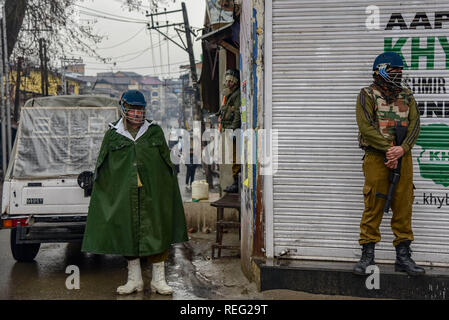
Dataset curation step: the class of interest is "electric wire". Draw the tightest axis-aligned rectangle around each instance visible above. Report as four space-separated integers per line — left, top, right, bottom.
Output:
70 31 176 67
83 59 192 71
74 1 202 79
74 4 148 23
96 26 146 50
85 67 188 78
77 10 148 24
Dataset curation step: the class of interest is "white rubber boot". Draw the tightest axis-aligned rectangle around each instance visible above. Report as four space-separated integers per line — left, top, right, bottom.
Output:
117 258 144 295
151 262 173 295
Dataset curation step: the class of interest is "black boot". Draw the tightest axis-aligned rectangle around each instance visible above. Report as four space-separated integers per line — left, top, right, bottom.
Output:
395 240 425 276
224 177 239 193
353 243 376 275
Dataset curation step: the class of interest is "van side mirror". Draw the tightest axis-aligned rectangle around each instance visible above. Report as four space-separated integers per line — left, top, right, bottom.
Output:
77 171 94 197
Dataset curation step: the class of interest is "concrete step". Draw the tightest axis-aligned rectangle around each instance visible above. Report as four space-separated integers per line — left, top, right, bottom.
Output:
256 259 449 299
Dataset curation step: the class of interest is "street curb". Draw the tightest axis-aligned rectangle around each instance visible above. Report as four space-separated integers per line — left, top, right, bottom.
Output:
256 259 449 299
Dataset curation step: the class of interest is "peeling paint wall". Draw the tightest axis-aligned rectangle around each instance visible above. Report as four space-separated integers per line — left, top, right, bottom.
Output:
239 0 254 281
240 0 265 283
253 0 265 258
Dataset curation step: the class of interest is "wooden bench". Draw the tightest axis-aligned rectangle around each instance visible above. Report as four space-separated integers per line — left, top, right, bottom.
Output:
210 193 241 258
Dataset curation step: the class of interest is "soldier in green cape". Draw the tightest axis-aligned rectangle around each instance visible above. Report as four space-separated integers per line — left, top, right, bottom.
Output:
81 90 188 295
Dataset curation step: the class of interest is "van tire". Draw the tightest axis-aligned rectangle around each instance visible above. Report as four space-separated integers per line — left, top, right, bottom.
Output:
10 229 40 262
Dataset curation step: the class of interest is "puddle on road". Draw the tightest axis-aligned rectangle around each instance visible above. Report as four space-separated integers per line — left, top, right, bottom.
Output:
1 235 223 300
167 242 220 300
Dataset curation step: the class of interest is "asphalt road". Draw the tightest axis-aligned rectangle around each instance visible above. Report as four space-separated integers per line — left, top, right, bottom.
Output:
0 166 364 301
0 228 247 300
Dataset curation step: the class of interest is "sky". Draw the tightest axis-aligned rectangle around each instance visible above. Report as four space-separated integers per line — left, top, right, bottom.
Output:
72 0 206 78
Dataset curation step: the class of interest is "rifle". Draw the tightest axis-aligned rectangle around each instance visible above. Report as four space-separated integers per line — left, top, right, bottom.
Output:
375 124 409 213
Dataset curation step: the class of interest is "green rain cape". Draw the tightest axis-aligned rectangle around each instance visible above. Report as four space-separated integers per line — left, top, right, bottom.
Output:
81 119 188 256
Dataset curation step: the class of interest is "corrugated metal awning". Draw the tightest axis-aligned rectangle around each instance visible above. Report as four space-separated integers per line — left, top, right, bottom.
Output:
197 22 233 42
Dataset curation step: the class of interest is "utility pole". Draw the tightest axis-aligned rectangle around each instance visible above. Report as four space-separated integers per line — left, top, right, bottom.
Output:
181 2 201 122
146 2 201 122
1 4 11 175
14 57 22 122
60 57 83 95
38 38 49 96
39 38 46 96
61 57 65 95
43 41 49 96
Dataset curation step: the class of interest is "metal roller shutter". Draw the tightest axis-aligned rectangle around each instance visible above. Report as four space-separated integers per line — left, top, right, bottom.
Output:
269 0 449 265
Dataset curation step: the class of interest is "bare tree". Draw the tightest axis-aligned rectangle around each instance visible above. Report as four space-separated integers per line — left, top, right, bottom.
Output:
4 0 170 65
4 0 27 59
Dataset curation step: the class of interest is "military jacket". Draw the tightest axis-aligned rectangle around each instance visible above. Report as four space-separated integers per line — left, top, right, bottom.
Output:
356 84 420 154
81 119 188 256
217 88 241 131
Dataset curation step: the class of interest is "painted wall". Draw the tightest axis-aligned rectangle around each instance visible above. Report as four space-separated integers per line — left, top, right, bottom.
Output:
12 70 80 96
240 0 265 284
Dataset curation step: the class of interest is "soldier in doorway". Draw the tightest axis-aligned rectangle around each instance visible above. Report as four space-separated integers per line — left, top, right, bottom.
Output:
215 69 241 193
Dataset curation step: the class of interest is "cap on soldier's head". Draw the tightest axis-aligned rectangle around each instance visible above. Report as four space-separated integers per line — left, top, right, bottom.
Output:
225 69 240 83
372 51 404 71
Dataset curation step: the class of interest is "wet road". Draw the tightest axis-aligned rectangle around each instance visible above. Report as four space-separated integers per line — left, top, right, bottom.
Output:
0 165 250 301
0 228 258 300
0 229 369 300
0 168 364 301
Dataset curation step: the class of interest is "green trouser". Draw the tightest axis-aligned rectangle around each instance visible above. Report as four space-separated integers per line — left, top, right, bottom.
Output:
359 151 414 247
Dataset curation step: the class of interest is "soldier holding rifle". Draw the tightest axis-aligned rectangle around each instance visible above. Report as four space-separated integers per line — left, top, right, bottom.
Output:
353 52 425 276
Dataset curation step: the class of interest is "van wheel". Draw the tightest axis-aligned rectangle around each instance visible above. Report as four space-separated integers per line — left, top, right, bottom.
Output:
10 229 40 262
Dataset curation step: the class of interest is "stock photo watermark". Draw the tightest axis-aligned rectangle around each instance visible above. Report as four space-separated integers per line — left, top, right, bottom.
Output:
365 265 380 290
365 5 380 30
65 265 80 290
167 121 279 176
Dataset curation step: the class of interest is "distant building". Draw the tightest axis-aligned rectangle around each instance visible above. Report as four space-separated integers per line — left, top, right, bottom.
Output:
140 76 163 108
66 64 85 75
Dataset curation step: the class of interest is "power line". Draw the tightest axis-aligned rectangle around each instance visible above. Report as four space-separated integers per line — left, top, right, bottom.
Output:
85 59 192 71
114 47 149 63
74 31 177 67
77 10 148 24
86 68 188 78
96 26 146 50
74 4 148 23
113 0 154 10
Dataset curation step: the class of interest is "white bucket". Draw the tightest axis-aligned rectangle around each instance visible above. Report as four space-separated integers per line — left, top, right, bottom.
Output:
192 180 209 200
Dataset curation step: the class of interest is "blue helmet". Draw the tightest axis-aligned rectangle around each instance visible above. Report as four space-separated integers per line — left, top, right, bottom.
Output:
372 52 405 89
120 90 147 124
372 51 404 71
120 90 147 107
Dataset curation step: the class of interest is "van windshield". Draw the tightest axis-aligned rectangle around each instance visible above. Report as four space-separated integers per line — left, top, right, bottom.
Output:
12 106 118 179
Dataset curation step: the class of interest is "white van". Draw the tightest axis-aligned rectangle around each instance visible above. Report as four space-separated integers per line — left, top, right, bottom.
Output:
0 95 119 262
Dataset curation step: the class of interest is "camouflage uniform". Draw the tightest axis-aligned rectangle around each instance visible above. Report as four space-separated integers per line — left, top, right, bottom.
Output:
217 87 241 132
216 87 241 179
356 83 420 246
